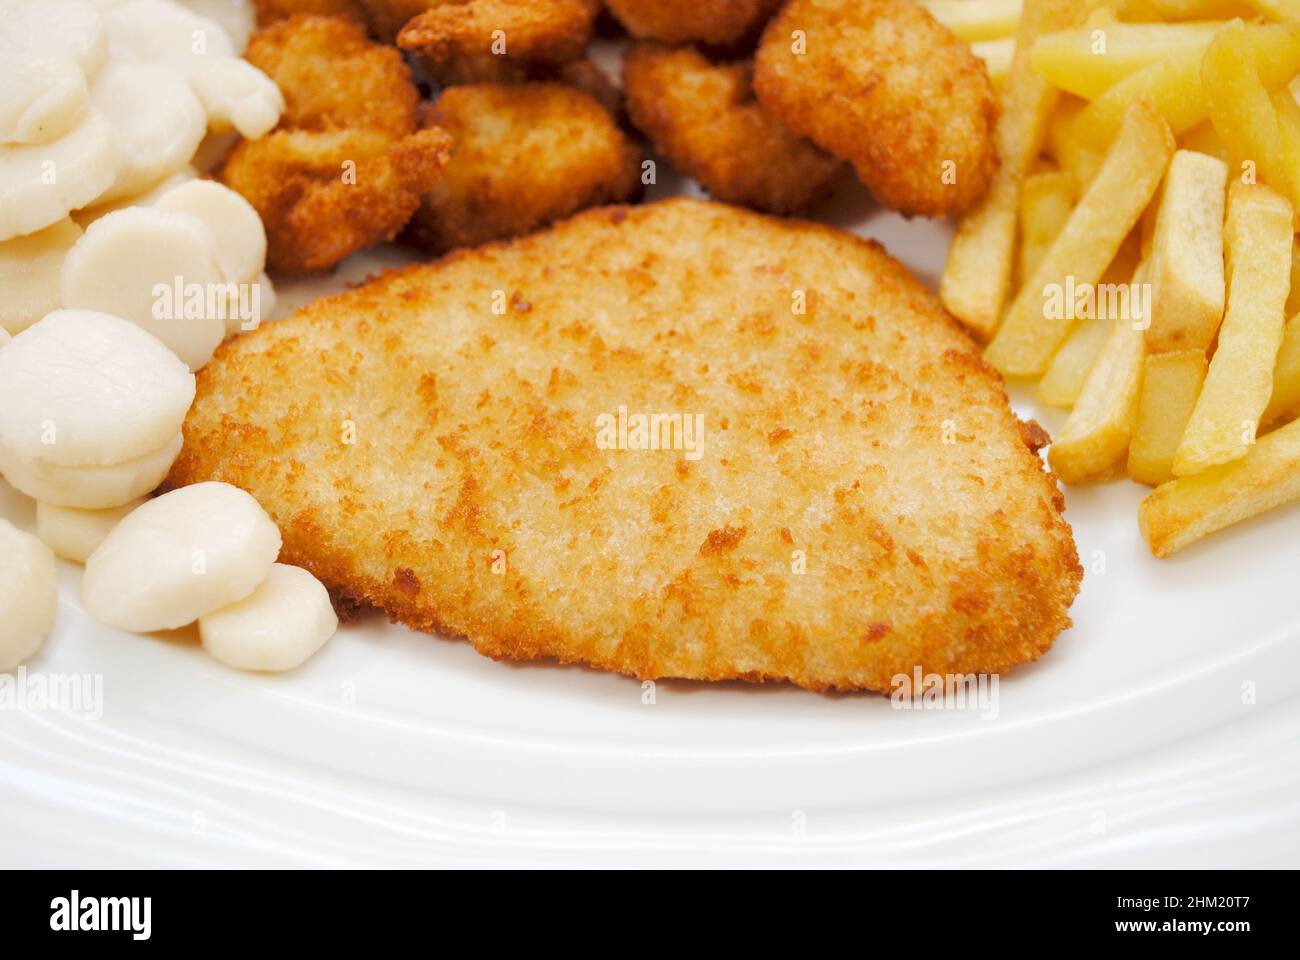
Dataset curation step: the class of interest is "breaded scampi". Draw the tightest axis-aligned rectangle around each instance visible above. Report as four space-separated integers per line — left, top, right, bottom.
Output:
170 198 1081 693
252 0 368 26
605 0 782 46
754 0 998 218
396 0 601 85
404 83 642 254
624 43 841 215
219 15 452 272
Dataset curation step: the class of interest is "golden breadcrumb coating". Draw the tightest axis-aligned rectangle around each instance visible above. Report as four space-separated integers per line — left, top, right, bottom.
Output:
605 0 781 45
404 83 641 254
754 0 997 218
218 15 451 271
253 0 368 27
624 43 841 215
396 0 601 85
169 198 1081 693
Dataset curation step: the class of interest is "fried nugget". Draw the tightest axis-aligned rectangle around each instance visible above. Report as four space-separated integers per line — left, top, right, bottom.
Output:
754 0 998 218
219 16 451 271
404 83 641 254
252 0 368 26
170 198 1081 693
624 43 841 215
605 0 781 46
396 0 601 85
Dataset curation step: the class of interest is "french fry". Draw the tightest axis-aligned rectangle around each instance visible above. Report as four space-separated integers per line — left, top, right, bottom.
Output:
1119 0 1254 18
1030 21 1224 99
1144 150 1229 352
1173 182 1293 475
1044 96 1104 186
1261 312 1300 424
1138 413 1300 557
921 0 1024 42
985 100 1174 377
1287 239 1300 316
1070 22 1300 151
973 38 1016 85
1271 85 1300 222
1017 170 1075 283
1037 318 1111 407
1128 350 1208 485
1203 21 1300 207
1177 121 1229 161
1245 0 1300 22
941 0 1086 340
1048 314 1148 483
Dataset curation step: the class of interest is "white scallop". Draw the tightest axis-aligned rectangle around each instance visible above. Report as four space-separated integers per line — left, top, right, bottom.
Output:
60 207 227 370
37 497 146 563
0 309 195 466
189 57 284 139
71 165 198 229
90 61 206 204
0 56 89 146
156 179 266 283
82 481 282 632
0 517 58 672
0 218 83 336
179 0 255 54
102 0 235 74
0 0 108 80
200 564 338 671
0 433 181 509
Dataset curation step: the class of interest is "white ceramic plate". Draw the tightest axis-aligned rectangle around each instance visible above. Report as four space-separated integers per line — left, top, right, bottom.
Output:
3 176 1300 868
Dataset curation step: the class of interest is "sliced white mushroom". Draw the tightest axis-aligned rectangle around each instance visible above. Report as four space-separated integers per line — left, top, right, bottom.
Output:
189 57 284 140
0 517 58 672
199 564 338 671
0 0 108 81
156 179 266 283
82 481 282 633
0 218 83 336
60 207 227 369
0 56 89 146
36 497 146 562
90 61 206 204
0 308 195 466
71 165 197 229
0 108 121 241
0 432 181 508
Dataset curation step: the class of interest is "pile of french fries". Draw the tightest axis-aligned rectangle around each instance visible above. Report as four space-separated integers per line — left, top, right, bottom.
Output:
936 0 1300 557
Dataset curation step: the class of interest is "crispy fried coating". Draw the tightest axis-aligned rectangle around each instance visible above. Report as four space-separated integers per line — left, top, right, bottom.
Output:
396 0 601 85
253 0 368 26
169 198 1081 693
356 0 441 40
624 43 841 215
754 0 997 218
404 83 641 254
219 16 451 271
605 0 781 45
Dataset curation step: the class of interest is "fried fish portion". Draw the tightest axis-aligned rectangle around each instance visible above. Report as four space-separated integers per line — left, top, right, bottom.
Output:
252 0 368 27
605 0 781 45
624 43 841 214
404 83 641 254
170 198 1081 692
219 15 451 271
754 0 998 218
396 0 601 84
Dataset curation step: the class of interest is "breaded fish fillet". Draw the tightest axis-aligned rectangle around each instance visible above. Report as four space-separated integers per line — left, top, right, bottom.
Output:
169 199 1081 692
755 0 998 218
624 43 841 215
404 83 642 253
220 15 451 272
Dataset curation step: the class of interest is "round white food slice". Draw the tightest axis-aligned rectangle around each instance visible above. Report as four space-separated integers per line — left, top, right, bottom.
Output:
199 563 338 671
90 61 206 204
102 0 235 74
0 56 88 146
156 179 266 283
0 108 121 241
60 207 227 370
71 165 197 229
0 308 195 466
179 0 255 54
0 218 83 336
0 517 58 672
82 481 282 632
37 497 145 562
189 57 284 139
223 272 276 337
0 0 108 80
0 432 182 508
